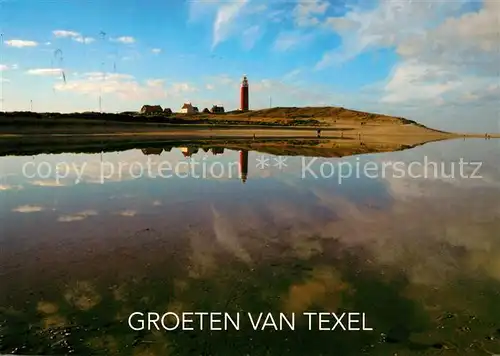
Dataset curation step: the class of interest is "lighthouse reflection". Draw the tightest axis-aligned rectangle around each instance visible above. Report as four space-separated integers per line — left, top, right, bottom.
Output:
239 150 248 183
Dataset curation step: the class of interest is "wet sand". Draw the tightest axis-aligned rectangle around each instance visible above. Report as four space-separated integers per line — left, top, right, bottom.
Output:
1 121 497 158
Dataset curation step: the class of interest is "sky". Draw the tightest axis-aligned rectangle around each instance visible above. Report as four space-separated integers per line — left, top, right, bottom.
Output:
0 0 498 133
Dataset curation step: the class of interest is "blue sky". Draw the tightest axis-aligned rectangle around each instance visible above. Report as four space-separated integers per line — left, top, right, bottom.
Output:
0 0 498 132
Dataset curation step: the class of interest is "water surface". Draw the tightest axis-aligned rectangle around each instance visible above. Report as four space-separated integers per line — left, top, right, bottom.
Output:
1 139 499 355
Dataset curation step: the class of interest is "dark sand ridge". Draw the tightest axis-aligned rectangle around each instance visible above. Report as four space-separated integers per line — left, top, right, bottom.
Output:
1 106 498 157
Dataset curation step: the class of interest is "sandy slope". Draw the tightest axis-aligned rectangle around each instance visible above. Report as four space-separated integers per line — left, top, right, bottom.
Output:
1 107 497 157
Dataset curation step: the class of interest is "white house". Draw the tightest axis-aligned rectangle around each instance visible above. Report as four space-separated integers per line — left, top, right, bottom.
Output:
180 102 195 114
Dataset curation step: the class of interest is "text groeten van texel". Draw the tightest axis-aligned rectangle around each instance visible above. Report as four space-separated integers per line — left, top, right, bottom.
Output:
128 312 373 331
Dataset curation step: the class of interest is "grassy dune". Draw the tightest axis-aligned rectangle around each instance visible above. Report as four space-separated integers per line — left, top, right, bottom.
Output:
0 106 438 130
1 106 493 157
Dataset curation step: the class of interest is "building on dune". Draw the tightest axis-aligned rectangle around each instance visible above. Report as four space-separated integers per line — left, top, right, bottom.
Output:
180 102 196 114
163 108 173 115
211 105 225 114
140 105 163 114
202 108 210 114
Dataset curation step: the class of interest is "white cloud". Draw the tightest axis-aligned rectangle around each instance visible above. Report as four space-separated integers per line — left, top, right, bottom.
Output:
53 71 197 101
151 48 161 54
324 17 358 32
212 0 249 49
311 0 500 132
74 36 95 44
208 74 236 87
26 68 63 76
146 79 165 87
12 205 45 213
376 1 500 114
5 39 38 48
242 25 261 50
273 31 313 51
317 0 470 68
112 36 135 44
188 0 219 22
190 1 270 49
248 4 267 14
55 72 159 99
52 30 94 44
293 0 329 27
53 30 80 38
283 68 302 81
396 0 500 76
171 82 198 94
84 72 134 81
381 60 462 103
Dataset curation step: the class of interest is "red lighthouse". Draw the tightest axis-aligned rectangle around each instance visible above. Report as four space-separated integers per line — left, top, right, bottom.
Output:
240 75 249 111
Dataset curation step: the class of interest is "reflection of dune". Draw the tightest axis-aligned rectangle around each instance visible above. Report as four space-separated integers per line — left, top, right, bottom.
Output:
112 284 128 302
115 306 135 323
282 267 349 314
37 301 59 314
37 300 66 330
292 238 323 259
133 340 171 356
132 345 158 356
466 247 500 281
64 281 102 311
43 314 67 330
211 205 252 264
166 300 185 316
87 336 119 354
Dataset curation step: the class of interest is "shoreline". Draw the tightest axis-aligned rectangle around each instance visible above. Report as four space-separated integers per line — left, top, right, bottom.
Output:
1 107 497 157
0 129 482 158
